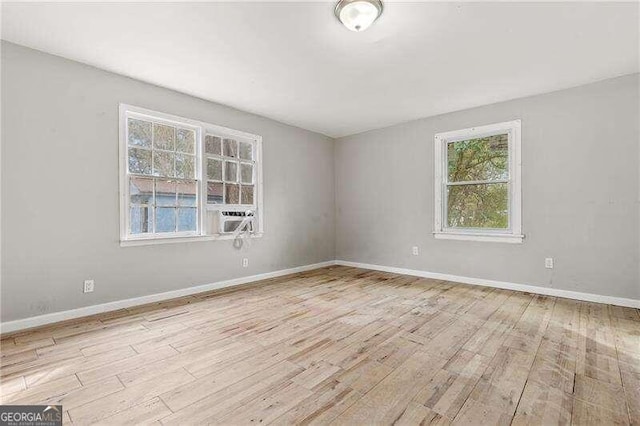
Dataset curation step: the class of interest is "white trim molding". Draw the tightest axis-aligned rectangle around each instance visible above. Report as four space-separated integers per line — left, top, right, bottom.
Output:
434 120 523 243
433 232 524 244
0 261 335 334
335 260 640 309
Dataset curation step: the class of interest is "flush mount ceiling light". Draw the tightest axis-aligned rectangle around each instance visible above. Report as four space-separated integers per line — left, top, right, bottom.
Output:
335 0 383 32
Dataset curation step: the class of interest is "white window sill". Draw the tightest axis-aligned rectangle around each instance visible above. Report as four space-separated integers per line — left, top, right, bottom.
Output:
433 232 523 244
120 233 264 247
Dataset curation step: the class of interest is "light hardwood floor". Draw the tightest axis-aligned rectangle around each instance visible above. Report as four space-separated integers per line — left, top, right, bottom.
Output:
1 266 638 425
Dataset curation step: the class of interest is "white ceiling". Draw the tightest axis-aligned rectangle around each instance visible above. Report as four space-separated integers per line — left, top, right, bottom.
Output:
2 1 638 138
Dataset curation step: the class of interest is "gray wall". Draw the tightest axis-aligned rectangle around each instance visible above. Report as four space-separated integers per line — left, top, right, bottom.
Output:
335 74 640 300
1 42 335 322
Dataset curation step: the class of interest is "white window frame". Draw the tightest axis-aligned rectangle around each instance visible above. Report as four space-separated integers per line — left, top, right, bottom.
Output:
119 104 263 247
433 120 523 244
202 125 262 211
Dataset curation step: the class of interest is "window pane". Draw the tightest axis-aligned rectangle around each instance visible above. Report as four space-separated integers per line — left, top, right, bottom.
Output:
154 123 175 151
241 185 254 205
129 177 153 205
223 138 238 158
447 183 508 229
130 206 152 234
155 207 176 232
153 151 175 177
176 128 195 153
205 135 221 155
225 161 238 182
207 182 224 204
178 208 197 232
239 142 253 160
128 148 152 175
207 158 223 181
447 134 508 182
177 181 197 207
128 118 152 148
240 163 253 184
155 179 176 206
226 183 240 204
176 154 195 179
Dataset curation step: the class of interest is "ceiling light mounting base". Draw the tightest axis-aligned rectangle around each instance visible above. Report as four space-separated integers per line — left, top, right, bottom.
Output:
335 0 383 32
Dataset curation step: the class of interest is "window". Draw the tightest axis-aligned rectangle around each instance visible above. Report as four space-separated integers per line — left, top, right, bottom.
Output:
434 120 522 243
119 105 262 245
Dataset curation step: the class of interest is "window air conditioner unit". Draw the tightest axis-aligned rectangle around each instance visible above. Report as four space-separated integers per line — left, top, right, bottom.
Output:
218 210 254 234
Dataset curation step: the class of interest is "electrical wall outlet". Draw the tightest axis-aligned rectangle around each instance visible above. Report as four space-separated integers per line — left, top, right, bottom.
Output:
242 258 249 268
545 258 554 269
412 246 419 256
83 279 95 293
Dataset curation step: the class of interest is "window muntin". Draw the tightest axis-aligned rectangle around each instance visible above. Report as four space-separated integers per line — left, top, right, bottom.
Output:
434 120 522 243
120 104 263 244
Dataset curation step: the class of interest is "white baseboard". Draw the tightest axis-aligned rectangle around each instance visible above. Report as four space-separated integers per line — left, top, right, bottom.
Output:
0 261 336 334
336 260 640 309
3 259 637 334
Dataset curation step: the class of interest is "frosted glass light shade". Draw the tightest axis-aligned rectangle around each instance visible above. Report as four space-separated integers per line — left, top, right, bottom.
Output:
335 0 383 32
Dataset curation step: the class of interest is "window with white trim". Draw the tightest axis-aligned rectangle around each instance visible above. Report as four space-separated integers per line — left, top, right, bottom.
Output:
120 105 263 245
434 120 522 243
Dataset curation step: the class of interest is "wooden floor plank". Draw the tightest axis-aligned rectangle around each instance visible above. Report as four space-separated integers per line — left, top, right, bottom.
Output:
94 397 172 425
512 379 573 425
159 360 303 425
68 368 194 424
